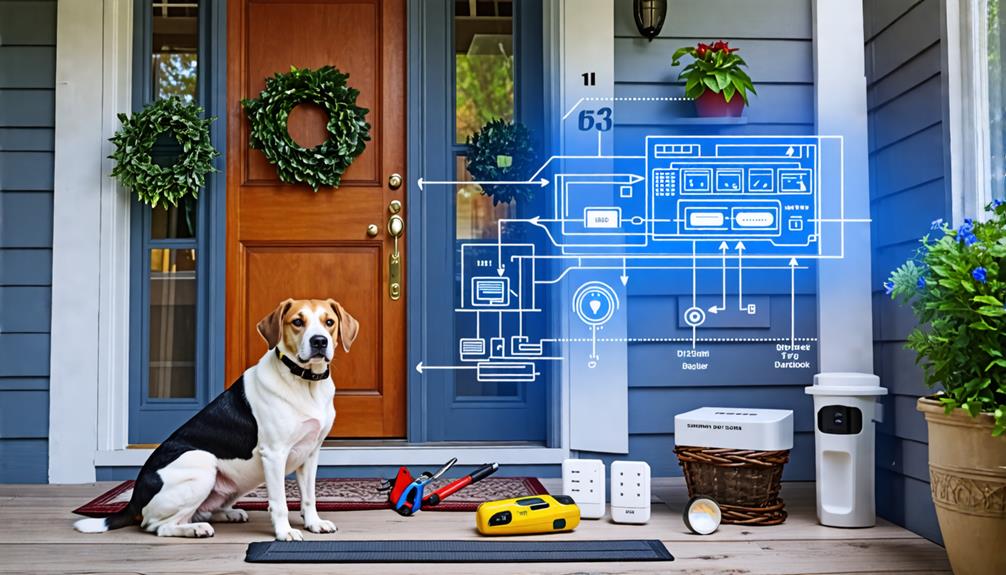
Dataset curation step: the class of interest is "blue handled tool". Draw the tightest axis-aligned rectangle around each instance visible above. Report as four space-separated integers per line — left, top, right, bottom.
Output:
385 457 457 516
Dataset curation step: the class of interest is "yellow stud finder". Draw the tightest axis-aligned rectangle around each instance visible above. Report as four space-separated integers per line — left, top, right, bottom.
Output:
476 494 581 535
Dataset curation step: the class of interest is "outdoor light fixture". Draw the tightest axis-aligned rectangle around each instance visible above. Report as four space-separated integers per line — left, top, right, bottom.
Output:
683 496 722 535
633 0 667 41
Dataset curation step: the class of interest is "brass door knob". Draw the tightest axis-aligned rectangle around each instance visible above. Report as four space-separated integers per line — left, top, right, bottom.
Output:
388 214 405 237
366 224 379 237
388 173 403 190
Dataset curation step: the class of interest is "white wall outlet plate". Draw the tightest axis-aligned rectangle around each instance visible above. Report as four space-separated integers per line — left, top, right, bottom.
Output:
610 460 651 524
562 458 606 519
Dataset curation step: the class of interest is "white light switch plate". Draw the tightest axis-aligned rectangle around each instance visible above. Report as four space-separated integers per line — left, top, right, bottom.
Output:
562 458 605 519
611 460 651 524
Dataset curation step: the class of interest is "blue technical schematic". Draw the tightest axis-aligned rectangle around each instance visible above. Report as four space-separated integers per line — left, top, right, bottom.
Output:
419 133 852 383
647 137 819 255
557 136 837 257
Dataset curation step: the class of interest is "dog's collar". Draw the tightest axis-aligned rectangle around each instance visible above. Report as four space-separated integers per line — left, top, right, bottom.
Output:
275 348 329 381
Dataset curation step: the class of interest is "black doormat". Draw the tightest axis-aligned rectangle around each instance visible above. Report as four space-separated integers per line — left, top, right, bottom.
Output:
245 539 674 563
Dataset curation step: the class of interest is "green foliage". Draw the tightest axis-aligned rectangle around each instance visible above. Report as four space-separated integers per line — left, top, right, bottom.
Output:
465 119 537 205
887 202 1006 436
671 41 757 104
109 97 218 209
455 52 514 143
241 66 370 192
153 53 197 102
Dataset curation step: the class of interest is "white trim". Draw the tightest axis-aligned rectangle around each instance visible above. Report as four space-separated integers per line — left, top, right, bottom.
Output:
812 0 875 374
96 0 135 455
945 0 993 224
558 0 628 455
96 446 569 467
50 0 133 484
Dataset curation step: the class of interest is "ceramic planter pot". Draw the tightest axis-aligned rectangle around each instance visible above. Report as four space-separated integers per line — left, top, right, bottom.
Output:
694 90 745 117
917 397 1006 575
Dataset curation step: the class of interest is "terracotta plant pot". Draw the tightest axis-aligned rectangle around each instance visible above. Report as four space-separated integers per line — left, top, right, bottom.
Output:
694 90 745 117
917 397 1006 575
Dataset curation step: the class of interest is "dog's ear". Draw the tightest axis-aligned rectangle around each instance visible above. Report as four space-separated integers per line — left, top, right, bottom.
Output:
328 299 359 353
257 299 293 349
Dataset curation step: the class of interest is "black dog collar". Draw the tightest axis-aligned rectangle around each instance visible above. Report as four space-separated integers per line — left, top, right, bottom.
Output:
275 348 329 381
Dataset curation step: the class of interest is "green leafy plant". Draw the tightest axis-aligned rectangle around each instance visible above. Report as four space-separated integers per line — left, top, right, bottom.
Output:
465 119 537 205
109 97 218 208
242 65 370 192
671 40 757 104
886 200 1006 436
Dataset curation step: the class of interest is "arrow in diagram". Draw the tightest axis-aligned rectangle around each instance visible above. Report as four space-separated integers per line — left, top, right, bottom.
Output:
417 177 550 191
415 362 477 374
707 241 730 314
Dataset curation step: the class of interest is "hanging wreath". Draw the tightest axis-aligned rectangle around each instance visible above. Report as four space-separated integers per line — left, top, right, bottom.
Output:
466 119 538 205
109 97 218 209
242 65 371 192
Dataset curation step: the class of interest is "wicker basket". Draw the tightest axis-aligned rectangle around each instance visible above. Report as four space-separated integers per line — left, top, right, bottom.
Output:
674 445 790 525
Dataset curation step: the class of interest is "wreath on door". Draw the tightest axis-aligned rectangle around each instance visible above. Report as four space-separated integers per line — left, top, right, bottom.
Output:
109 97 218 208
242 65 371 192
465 119 538 205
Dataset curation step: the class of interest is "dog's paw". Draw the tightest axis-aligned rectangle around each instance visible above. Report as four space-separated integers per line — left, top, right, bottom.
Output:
212 508 249 523
276 528 304 541
191 522 215 538
304 519 337 534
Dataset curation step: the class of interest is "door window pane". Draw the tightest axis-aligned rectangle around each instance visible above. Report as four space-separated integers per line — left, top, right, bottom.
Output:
455 0 514 143
150 197 197 239
152 0 199 102
454 155 520 398
149 248 197 399
455 155 515 240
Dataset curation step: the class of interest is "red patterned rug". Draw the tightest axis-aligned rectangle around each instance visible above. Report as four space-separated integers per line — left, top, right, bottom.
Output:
73 477 548 517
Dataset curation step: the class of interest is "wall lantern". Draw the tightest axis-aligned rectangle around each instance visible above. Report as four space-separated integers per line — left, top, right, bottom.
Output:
633 0 667 41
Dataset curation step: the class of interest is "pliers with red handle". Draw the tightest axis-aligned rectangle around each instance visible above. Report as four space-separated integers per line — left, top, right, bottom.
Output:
378 459 500 516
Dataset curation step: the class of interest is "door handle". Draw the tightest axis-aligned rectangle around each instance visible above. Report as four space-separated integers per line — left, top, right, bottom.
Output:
388 208 405 301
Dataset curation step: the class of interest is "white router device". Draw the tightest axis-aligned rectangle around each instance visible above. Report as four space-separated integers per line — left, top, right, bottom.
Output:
561 459 605 519
611 461 651 524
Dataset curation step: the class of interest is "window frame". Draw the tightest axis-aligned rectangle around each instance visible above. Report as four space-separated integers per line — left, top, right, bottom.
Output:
445 0 552 425
128 0 216 443
946 0 999 222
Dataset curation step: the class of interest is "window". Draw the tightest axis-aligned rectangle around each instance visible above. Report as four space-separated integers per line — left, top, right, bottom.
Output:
987 0 1005 201
453 0 518 397
130 0 213 442
951 0 1006 219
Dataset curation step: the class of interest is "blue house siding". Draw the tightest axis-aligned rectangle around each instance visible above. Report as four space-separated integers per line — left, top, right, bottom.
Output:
0 0 57 483
864 0 945 543
578 0 817 480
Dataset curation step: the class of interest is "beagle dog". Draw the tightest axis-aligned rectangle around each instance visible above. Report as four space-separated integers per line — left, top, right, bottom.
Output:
74 298 359 541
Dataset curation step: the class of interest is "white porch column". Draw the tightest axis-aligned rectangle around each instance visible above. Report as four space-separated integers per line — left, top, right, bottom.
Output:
812 0 875 373
50 0 132 483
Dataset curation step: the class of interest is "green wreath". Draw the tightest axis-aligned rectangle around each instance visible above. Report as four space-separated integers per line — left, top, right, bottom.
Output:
109 97 218 209
242 66 371 192
466 119 538 205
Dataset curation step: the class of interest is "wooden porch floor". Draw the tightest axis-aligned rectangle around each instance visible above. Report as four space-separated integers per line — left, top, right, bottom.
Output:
0 479 949 574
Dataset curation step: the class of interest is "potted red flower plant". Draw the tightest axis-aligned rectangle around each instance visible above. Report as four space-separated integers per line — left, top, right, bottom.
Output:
671 40 756 117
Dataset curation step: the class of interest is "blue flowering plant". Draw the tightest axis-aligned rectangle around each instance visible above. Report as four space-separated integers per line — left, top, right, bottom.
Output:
886 200 1006 436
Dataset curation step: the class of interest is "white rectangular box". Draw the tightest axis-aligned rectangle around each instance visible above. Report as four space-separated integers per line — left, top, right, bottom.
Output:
583 207 620 228
561 459 605 519
674 407 793 451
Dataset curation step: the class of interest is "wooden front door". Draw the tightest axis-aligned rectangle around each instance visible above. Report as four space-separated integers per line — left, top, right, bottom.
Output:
226 0 406 438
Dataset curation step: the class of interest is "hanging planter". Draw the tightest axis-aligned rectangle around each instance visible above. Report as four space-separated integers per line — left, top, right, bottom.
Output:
465 119 537 205
671 40 756 118
242 65 371 192
109 97 218 208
